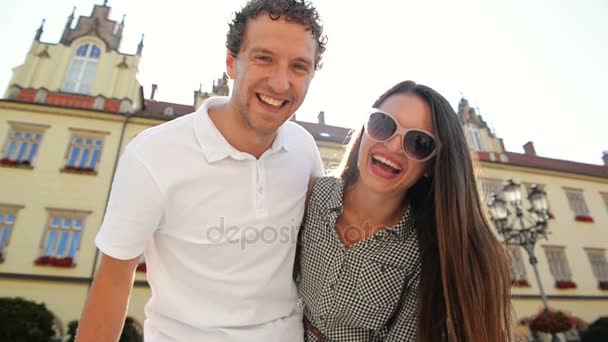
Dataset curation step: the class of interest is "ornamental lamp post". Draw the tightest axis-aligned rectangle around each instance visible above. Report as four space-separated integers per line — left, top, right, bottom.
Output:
487 179 558 342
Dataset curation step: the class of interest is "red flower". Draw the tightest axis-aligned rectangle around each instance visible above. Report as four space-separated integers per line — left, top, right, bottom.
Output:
555 280 577 289
575 215 594 223
529 309 573 333
136 262 147 273
512 279 530 287
1 158 19 166
64 165 95 173
34 256 74 267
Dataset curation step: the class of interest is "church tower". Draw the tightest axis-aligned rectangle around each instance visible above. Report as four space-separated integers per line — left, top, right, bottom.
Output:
5 1 144 114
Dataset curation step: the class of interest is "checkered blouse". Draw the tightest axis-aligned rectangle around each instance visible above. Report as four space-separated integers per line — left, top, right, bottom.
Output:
295 177 421 341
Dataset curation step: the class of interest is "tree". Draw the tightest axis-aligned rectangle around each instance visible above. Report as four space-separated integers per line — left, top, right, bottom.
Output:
581 317 608 342
0 297 55 342
66 316 143 342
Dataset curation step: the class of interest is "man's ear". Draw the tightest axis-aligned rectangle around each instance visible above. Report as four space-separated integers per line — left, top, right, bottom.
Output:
226 48 237 79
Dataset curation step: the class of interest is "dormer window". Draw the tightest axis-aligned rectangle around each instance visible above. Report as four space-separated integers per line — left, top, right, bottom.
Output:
164 107 175 117
62 44 101 94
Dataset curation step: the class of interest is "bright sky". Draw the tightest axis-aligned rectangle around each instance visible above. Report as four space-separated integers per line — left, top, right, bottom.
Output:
1 0 606 165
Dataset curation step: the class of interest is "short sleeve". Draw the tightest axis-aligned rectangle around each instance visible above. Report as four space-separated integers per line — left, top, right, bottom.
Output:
310 139 324 177
95 144 164 260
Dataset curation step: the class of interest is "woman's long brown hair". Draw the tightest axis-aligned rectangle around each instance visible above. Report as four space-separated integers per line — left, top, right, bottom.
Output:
338 81 513 341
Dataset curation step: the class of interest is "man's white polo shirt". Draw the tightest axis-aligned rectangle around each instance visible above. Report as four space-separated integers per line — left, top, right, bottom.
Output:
96 97 323 341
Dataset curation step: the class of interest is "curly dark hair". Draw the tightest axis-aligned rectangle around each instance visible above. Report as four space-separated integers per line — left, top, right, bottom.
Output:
226 0 327 70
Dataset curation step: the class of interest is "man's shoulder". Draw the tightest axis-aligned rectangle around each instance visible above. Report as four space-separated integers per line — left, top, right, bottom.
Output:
281 120 316 146
129 112 197 156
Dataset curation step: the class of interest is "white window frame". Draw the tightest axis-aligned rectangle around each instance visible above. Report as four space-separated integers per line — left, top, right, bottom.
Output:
507 245 528 282
564 188 590 216
468 126 483 151
64 130 108 172
585 248 608 282
0 204 24 262
544 246 573 282
1 122 48 166
62 43 101 94
39 209 90 261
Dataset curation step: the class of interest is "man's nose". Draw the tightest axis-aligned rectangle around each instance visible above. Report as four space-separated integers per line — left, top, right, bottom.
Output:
268 65 290 93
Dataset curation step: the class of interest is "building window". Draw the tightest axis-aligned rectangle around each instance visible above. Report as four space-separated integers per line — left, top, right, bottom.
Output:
7 85 21 100
469 127 483 151
480 178 504 204
93 96 105 110
507 245 529 287
63 131 106 174
62 43 101 94
0 205 23 263
34 89 48 103
164 106 174 116
544 246 576 289
564 189 593 222
119 99 132 113
35 209 89 267
585 249 608 290
1 122 47 168
601 192 608 212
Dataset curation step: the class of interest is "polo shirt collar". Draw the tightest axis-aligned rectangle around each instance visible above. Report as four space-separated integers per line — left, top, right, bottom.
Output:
194 97 291 163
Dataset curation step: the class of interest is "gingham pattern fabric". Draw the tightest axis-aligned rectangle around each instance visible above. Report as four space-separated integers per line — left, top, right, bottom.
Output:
296 177 421 341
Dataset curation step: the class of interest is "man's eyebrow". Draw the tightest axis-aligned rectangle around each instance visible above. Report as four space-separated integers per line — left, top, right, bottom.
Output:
250 47 313 67
250 47 274 55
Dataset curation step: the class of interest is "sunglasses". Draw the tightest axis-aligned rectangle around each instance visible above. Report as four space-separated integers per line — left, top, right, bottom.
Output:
364 109 438 162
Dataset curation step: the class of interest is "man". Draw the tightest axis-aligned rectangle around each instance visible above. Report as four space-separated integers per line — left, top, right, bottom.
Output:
76 0 326 341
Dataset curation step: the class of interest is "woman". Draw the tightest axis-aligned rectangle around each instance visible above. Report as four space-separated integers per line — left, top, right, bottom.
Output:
296 80 513 341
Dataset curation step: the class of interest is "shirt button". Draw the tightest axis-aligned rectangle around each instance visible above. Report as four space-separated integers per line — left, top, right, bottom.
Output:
380 265 387 273
319 315 325 321
329 283 335 290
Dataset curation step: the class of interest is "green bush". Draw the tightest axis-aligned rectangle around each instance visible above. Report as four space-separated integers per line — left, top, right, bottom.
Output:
581 316 608 342
0 297 55 342
66 316 143 342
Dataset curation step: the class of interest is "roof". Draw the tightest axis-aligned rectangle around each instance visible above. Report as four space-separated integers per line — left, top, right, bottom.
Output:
477 151 608 179
136 100 194 119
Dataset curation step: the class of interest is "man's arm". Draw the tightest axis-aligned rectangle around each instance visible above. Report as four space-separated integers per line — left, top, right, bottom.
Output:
76 253 140 342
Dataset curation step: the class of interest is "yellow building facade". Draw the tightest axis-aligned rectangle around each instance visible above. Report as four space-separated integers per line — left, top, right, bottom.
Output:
1 2 606 340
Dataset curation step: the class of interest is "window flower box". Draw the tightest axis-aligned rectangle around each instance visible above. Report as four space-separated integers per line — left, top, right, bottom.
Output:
574 215 594 223
0 158 32 167
555 280 577 289
512 279 530 287
62 165 96 174
34 256 75 268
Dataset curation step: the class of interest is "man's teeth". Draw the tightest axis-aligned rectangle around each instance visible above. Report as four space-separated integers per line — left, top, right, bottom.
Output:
372 154 402 171
259 94 285 108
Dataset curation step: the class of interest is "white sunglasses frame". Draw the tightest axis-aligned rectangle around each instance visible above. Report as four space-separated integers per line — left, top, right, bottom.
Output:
364 108 439 162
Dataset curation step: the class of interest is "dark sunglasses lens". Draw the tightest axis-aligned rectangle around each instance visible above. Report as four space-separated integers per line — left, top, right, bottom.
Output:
366 112 397 141
404 130 436 160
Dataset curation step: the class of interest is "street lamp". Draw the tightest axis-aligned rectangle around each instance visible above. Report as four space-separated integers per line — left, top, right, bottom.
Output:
487 179 558 342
